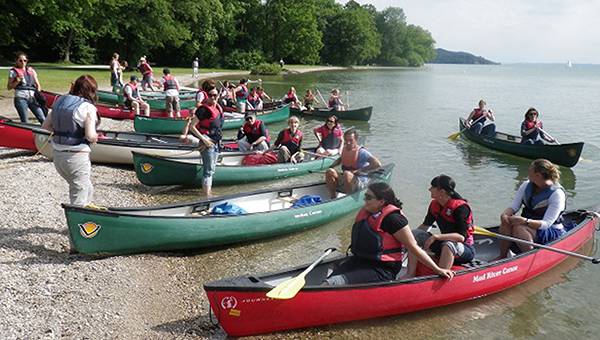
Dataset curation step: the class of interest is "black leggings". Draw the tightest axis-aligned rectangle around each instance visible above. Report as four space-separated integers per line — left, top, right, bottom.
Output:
325 256 401 285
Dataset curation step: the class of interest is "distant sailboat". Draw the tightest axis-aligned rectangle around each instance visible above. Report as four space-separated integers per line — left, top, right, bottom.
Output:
567 60 573 68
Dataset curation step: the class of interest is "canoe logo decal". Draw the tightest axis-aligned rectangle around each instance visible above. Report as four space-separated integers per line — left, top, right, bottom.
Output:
221 296 237 310
568 148 577 158
78 222 101 238
141 163 154 174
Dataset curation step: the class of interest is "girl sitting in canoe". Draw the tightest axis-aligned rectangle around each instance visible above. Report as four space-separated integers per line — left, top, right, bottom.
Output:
314 115 343 156
328 88 346 111
323 182 454 285
520 108 556 145
237 112 270 151
408 175 476 277
282 87 301 108
303 89 317 111
247 87 263 111
465 99 496 137
498 159 566 258
272 115 303 163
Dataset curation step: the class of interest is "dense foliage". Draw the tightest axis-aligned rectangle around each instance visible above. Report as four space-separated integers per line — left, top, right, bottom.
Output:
0 0 436 68
250 63 282 75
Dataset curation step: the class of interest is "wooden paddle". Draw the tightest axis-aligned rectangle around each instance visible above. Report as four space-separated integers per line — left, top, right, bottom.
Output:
473 226 600 263
266 248 336 299
538 127 560 145
448 115 486 140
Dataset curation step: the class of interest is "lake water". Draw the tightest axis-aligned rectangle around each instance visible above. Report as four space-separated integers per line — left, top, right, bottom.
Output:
185 64 600 338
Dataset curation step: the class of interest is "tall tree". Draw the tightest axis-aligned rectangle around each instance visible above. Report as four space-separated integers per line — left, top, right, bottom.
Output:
374 7 408 66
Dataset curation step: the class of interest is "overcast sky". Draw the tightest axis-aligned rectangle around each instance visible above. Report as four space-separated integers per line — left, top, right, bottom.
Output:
343 0 600 64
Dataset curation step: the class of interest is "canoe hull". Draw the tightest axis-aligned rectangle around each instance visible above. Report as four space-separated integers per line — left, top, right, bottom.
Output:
133 105 290 134
290 106 373 121
0 119 38 151
63 165 393 255
98 90 196 110
204 211 598 336
458 118 583 167
132 150 336 186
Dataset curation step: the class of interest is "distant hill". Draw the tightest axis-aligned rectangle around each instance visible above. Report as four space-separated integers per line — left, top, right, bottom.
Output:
430 48 499 65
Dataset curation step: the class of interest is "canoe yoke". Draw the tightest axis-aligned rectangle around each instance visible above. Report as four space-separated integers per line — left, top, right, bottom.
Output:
191 204 210 216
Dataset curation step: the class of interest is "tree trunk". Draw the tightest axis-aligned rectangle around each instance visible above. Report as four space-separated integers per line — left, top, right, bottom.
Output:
63 29 74 63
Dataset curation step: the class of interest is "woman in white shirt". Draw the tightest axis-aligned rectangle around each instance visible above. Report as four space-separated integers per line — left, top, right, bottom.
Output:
498 159 566 258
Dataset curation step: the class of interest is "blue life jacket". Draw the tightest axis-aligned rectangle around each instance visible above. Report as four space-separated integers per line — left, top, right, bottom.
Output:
51 95 88 146
521 181 565 225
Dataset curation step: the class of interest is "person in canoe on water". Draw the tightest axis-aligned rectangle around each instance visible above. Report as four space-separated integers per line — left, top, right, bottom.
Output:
328 88 346 111
160 68 181 118
137 56 155 91
520 107 556 145
237 112 270 151
123 75 150 116
325 129 381 199
7 52 46 124
323 182 454 285
314 114 343 157
180 86 223 197
303 89 317 111
256 87 271 103
234 78 250 113
247 87 263 111
282 86 301 108
41 75 100 206
270 115 303 163
465 99 496 137
498 159 566 258
409 175 476 277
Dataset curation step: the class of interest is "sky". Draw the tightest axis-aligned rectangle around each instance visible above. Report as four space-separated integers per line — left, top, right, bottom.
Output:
343 0 600 64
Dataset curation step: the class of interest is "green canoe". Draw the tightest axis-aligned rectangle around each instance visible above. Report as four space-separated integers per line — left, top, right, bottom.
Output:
63 164 394 255
132 147 336 186
290 106 373 121
458 118 584 167
133 104 290 134
97 90 196 110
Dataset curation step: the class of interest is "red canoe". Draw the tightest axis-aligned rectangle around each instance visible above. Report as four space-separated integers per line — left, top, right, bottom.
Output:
40 91 192 120
204 210 599 337
0 118 38 151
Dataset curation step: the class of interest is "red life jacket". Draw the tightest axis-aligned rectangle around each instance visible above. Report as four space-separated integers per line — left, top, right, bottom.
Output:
123 82 139 101
472 108 486 121
10 67 37 91
315 125 342 150
195 103 223 136
247 92 260 105
278 128 302 152
162 74 178 91
351 205 405 262
287 91 296 100
341 146 361 171
428 199 474 245
140 62 152 76
242 119 270 143
236 84 249 99
525 119 542 130
196 90 208 104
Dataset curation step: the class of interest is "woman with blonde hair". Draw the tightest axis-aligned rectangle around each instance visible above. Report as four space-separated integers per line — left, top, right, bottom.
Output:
498 159 565 258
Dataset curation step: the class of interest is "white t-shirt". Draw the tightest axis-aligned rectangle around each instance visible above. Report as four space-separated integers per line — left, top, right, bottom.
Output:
509 180 566 229
52 101 98 152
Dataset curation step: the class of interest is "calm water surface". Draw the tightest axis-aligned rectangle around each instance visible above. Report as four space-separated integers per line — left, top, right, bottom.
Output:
181 64 600 338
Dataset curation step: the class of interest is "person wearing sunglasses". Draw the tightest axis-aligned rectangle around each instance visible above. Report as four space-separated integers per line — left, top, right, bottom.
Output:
160 68 181 118
325 129 381 199
314 115 343 157
237 112 270 151
521 107 555 145
180 86 223 197
324 182 454 285
408 175 476 277
7 52 46 123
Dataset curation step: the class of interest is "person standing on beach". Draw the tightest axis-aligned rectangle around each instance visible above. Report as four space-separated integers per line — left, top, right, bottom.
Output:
137 56 155 91
192 57 199 78
41 75 99 206
110 53 121 92
160 68 181 118
6 52 46 123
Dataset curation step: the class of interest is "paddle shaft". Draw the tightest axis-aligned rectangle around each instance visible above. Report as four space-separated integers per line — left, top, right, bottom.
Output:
450 115 487 139
302 149 338 160
476 227 600 264
298 248 336 279
316 89 327 106
538 127 560 144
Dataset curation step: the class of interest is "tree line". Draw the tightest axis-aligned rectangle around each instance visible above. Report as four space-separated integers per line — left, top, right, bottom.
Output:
1 0 436 69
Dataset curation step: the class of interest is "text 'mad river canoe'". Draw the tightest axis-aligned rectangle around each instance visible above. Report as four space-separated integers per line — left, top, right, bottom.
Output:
204 209 599 337
133 104 290 134
63 164 394 255
290 106 373 121
132 147 336 186
458 118 584 167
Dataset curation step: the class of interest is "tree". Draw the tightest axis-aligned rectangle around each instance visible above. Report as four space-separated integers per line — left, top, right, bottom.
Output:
374 7 408 66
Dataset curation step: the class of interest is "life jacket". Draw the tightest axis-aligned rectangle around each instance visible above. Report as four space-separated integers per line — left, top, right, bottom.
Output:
278 128 302 153
196 90 208 104
236 84 249 99
328 97 341 110
521 181 565 225
428 199 474 245
195 103 223 142
247 92 260 106
11 67 37 91
123 82 139 101
522 119 543 140
242 119 270 144
315 125 342 150
139 62 152 76
162 75 178 91
283 91 296 104
472 108 487 121
51 95 88 146
341 146 363 171
351 205 405 262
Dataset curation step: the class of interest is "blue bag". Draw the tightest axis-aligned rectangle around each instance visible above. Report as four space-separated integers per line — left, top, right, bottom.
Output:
211 202 247 215
291 195 322 208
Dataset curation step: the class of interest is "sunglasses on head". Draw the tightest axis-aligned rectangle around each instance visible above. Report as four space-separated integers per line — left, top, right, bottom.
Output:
364 193 377 201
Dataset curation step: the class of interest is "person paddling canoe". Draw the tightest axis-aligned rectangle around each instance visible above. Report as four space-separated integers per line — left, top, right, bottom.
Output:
465 99 496 137
323 182 454 285
521 107 556 144
328 88 346 111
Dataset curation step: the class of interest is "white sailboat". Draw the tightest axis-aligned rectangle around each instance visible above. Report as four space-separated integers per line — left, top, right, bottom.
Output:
567 60 573 68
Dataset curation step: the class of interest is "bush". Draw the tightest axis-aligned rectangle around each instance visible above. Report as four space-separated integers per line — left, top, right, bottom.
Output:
250 63 282 75
223 50 264 70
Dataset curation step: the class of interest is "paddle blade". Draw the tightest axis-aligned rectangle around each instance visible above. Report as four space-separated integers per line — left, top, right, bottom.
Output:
448 132 460 140
473 226 496 237
266 276 306 300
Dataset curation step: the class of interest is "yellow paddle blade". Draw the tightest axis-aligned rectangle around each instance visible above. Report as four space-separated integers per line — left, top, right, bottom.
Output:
266 276 306 300
473 226 496 237
447 131 462 140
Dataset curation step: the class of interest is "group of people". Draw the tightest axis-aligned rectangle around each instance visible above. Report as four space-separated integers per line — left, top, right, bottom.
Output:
465 99 557 144
280 87 347 112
